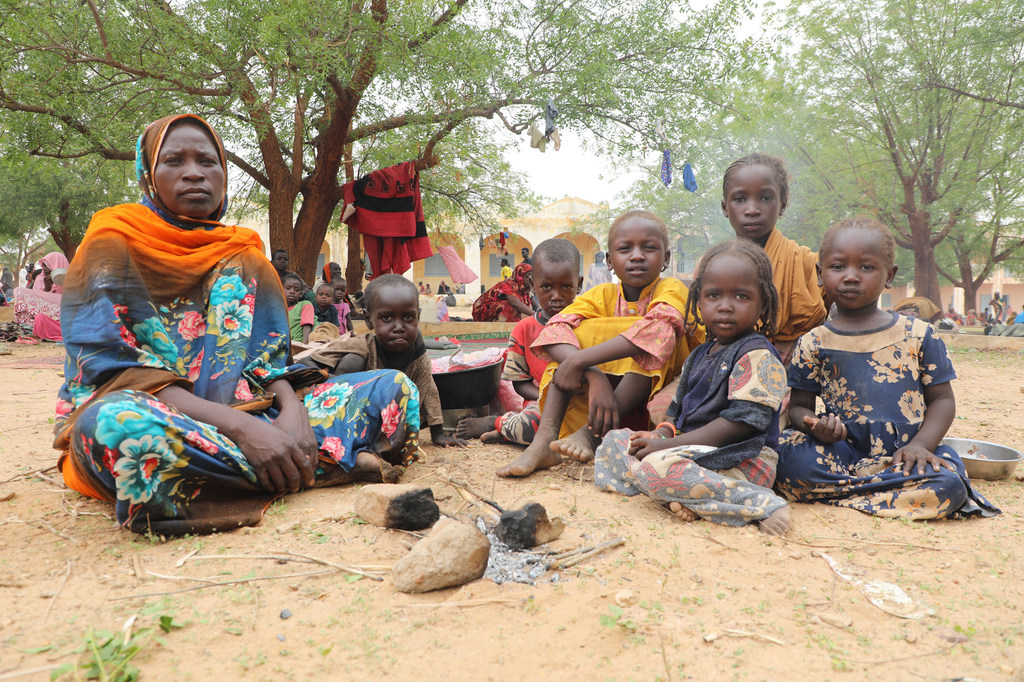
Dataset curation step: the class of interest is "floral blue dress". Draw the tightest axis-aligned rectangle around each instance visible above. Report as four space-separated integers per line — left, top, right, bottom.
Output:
55 203 421 535
776 314 998 519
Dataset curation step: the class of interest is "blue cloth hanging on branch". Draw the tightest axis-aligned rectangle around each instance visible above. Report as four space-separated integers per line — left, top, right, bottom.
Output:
683 162 697 192
660 149 672 187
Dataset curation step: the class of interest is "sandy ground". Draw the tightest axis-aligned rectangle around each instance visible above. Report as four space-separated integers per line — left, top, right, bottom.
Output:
1 342 1023 681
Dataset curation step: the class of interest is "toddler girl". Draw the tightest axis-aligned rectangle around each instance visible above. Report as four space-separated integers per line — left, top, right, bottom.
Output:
594 240 791 534
775 217 999 519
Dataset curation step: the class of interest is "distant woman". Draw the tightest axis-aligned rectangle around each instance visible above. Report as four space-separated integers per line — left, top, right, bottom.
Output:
472 263 534 322
13 251 68 341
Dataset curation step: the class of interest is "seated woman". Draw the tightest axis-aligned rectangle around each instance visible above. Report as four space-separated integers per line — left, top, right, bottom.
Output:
53 114 422 535
12 251 68 341
472 263 534 322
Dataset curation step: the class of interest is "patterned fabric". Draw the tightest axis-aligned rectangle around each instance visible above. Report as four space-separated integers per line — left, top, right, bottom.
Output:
65 372 419 534
307 331 444 427
776 314 999 519
595 430 787 527
762 228 828 344
664 333 786 480
472 263 533 322
532 278 705 439
495 400 542 445
502 314 547 386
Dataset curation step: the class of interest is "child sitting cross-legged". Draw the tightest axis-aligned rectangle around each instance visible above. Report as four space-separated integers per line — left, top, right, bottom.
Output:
456 238 582 445
775 217 999 519
301 275 468 448
593 240 792 535
496 210 704 478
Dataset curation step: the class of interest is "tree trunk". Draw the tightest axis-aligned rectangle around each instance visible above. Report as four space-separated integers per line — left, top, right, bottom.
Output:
49 199 79 261
961 282 979 314
909 212 942 308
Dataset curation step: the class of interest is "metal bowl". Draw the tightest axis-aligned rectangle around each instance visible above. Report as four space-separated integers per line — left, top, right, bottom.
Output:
942 438 1023 481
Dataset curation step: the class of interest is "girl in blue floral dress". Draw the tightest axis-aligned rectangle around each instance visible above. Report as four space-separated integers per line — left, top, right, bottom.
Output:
776 217 998 519
53 114 421 535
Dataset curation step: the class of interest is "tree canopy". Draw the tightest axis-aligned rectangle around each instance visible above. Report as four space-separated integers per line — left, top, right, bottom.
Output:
0 0 760 283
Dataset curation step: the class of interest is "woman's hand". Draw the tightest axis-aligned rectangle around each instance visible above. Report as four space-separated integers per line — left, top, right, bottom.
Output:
230 412 315 493
802 413 847 444
892 443 956 476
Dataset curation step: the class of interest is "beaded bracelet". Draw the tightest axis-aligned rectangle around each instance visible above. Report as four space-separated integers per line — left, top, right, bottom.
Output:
654 421 676 438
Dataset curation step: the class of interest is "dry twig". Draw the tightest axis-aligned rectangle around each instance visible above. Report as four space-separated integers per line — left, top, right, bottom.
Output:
551 537 625 569
42 559 72 625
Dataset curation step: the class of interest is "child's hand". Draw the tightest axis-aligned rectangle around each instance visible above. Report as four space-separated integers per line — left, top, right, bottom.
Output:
802 413 847 443
587 374 618 437
553 357 586 394
433 433 468 448
892 443 956 476
628 431 668 459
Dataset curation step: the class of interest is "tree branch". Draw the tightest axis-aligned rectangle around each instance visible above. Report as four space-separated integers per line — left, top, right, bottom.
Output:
407 0 472 51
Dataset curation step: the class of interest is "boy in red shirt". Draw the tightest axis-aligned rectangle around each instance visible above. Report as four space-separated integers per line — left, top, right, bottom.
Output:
457 239 582 444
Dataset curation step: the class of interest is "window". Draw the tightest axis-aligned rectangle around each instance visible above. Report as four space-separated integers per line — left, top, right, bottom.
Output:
316 253 326 277
489 253 515 277
423 254 451 277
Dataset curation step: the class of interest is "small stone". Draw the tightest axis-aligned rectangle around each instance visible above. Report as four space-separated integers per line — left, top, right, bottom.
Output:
690 573 703 584
353 484 440 531
998 665 1014 675
904 632 918 643
818 612 852 629
279 609 292 620
614 589 636 607
391 518 490 593
275 520 301 534
494 502 565 550
277 634 286 642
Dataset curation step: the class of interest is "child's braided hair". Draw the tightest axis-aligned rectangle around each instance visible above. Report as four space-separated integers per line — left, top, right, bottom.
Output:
722 153 789 209
685 240 779 339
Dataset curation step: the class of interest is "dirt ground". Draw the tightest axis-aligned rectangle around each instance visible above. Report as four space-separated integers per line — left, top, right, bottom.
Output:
1 341 1023 681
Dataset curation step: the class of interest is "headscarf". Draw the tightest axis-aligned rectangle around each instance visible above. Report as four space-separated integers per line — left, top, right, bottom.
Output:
323 262 342 284
508 262 532 293
33 251 70 291
135 114 229 228
893 296 941 322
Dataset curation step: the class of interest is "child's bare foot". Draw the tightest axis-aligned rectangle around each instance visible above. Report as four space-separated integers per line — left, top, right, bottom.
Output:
667 501 699 522
480 430 506 444
496 440 562 477
757 505 791 536
353 451 402 483
455 416 494 440
551 426 600 462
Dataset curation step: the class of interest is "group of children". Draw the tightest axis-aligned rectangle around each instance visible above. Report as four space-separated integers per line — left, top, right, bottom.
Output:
458 153 998 534
289 152 998 536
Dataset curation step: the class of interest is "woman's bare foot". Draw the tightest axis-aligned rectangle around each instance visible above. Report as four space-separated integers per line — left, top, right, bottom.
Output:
496 439 562 477
667 501 699 522
480 430 506 444
551 426 600 462
455 416 495 440
757 505 792 536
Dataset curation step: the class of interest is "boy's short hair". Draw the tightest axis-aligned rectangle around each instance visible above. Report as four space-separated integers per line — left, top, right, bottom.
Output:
363 274 418 313
532 238 581 274
272 248 289 258
819 216 896 267
607 209 670 250
316 281 334 294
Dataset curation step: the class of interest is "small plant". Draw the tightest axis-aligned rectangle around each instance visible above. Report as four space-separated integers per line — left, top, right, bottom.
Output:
600 605 637 633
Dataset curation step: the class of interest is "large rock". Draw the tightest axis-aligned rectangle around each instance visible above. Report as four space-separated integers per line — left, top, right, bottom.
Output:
353 484 440 531
495 502 565 550
391 518 490 593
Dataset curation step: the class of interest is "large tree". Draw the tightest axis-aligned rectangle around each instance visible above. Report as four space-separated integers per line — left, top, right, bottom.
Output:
0 0 758 284
789 0 1024 307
